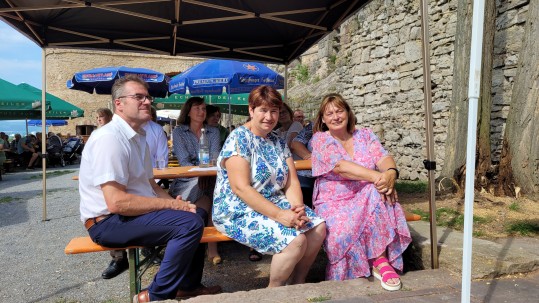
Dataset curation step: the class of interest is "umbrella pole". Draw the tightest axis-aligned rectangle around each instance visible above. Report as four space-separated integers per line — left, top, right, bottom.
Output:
419 0 438 269
41 49 48 222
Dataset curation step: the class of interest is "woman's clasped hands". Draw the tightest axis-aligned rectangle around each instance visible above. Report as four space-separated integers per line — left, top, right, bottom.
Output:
277 205 311 230
374 170 398 204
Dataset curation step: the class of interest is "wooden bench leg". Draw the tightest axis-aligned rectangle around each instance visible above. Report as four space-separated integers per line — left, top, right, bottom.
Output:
128 247 165 302
128 248 140 303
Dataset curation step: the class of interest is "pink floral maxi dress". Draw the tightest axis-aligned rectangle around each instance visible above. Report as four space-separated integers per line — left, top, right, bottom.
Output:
311 128 412 280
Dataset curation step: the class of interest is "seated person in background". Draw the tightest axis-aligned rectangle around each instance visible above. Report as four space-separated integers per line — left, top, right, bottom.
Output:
11 133 21 153
169 97 222 265
35 132 44 151
310 93 411 291
144 106 169 189
293 109 307 126
290 121 315 208
0 132 6 169
96 107 113 127
212 85 326 287
79 75 221 302
205 105 229 146
275 102 303 147
17 134 39 170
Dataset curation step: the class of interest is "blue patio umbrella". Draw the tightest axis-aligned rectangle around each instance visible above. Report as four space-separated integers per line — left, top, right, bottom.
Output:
27 119 68 127
168 59 284 95
67 66 170 97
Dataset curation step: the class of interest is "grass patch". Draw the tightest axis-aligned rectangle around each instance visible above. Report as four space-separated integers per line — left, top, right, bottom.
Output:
307 295 332 302
508 201 520 211
395 180 427 194
293 64 309 83
411 208 430 221
412 207 490 229
28 170 75 179
329 54 337 65
0 196 15 203
473 231 485 237
505 221 539 236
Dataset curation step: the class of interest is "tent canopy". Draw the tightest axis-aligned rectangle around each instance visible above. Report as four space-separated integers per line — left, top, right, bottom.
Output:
0 78 50 120
17 83 84 118
154 93 249 115
0 0 368 64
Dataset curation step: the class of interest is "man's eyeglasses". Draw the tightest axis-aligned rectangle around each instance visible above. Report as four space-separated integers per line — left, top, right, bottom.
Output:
118 94 154 103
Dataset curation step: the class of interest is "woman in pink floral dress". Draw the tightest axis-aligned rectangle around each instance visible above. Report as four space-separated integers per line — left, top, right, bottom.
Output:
311 94 411 291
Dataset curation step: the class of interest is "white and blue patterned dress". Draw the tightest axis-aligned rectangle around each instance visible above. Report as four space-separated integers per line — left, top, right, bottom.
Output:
213 126 324 255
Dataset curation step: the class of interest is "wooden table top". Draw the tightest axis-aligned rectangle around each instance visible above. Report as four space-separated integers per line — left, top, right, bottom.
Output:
73 160 311 180
153 159 312 179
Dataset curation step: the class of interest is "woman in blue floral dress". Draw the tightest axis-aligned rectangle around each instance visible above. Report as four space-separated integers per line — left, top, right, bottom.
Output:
213 85 326 287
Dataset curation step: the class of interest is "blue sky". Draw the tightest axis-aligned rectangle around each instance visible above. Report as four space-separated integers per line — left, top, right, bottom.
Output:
0 20 42 89
1 20 44 134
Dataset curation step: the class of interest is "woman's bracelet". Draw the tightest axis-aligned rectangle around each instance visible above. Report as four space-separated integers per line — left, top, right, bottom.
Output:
386 167 399 179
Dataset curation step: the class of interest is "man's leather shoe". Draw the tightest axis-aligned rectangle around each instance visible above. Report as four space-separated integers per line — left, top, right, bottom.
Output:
101 258 129 279
176 284 222 299
133 289 151 303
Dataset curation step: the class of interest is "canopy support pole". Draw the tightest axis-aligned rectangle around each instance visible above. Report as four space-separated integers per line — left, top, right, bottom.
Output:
41 48 48 221
461 0 485 301
227 85 232 129
284 63 288 102
419 0 438 269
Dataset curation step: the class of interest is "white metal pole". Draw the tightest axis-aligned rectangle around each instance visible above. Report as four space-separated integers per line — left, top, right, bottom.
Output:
462 0 485 301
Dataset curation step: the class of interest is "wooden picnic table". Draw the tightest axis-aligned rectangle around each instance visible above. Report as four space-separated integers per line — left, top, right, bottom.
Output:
153 159 312 179
72 160 312 180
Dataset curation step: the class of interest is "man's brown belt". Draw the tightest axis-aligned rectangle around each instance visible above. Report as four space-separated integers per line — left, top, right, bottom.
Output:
84 215 111 230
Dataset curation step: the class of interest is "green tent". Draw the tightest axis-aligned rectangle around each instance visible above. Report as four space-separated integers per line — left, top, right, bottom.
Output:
17 83 84 118
154 93 249 116
0 78 51 120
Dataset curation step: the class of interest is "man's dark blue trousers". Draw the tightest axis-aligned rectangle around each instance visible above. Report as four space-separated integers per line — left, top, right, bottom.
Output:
88 208 207 300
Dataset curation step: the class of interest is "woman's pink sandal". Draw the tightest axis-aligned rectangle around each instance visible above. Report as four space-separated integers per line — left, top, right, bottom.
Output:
372 257 402 291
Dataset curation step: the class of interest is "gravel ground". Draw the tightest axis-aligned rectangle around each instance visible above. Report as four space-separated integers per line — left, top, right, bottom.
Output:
0 165 327 303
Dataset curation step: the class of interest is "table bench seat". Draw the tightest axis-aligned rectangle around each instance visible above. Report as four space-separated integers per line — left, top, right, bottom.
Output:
65 227 231 302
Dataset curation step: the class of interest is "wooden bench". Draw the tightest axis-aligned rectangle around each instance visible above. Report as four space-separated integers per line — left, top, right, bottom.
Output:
66 213 420 302
65 226 232 302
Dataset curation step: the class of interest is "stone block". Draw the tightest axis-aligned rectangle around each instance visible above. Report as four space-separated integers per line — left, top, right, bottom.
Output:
371 46 389 58
404 41 423 62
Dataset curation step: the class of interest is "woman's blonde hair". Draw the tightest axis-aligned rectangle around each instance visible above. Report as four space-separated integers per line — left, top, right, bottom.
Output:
312 93 356 134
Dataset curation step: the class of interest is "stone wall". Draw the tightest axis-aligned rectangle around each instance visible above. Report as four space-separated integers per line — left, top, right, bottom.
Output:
287 0 530 180
44 48 201 135
44 0 530 181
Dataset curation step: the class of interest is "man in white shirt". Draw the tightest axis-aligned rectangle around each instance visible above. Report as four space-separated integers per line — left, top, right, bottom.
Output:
79 75 221 302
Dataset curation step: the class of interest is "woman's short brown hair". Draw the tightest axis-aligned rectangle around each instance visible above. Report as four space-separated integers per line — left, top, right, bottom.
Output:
313 93 356 134
248 85 283 111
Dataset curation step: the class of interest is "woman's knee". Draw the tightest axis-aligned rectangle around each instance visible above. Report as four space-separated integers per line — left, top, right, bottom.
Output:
307 223 327 243
285 233 307 255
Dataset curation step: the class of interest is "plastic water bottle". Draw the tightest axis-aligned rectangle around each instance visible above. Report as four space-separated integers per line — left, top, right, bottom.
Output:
198 128 210 167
